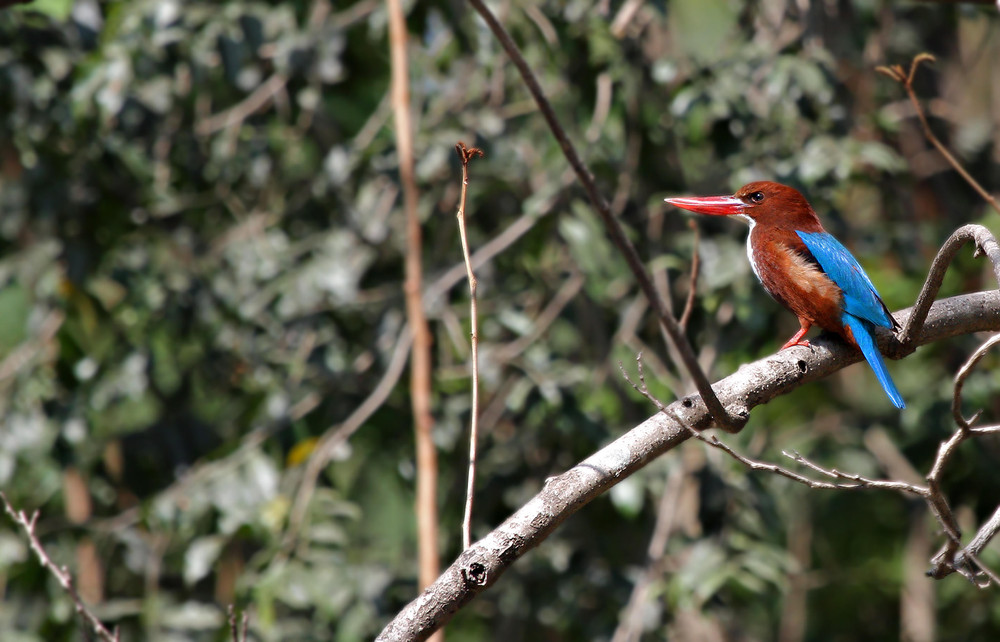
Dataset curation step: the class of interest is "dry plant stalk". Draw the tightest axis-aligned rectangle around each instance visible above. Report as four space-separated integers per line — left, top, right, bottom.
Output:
455 142 485 550
387 0 441 602
1 492 120 641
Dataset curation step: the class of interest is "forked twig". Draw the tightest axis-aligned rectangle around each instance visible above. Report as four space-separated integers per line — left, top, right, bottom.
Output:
876 53 1000 215
877 54 1000 351
228 605 249 642
926 332 1000 583
455 142 485 550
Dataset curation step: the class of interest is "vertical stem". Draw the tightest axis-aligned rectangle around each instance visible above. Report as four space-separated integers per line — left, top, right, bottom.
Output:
455 144 483 549
387 0 441 603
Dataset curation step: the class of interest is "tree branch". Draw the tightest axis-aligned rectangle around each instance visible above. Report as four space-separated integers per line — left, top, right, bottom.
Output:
376 289 1000 641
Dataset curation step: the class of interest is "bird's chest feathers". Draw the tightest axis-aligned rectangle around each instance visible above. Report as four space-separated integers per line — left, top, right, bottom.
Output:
748 233 844 328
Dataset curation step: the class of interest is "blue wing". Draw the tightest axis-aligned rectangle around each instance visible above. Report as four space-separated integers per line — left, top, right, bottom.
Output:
797 231 904 409
796 231 896 330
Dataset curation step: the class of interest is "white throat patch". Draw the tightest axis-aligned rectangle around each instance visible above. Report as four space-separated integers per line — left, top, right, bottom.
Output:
736 215 762 283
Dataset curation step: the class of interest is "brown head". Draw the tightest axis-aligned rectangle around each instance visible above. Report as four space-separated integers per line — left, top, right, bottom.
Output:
665 181 825 233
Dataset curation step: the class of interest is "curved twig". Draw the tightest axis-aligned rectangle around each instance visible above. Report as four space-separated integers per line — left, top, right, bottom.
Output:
466 0 746 432
678 221 701 333
897 224 1000 348
952 333 1000 429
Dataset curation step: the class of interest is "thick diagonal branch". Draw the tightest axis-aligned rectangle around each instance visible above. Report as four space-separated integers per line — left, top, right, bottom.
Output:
376 289 1000 642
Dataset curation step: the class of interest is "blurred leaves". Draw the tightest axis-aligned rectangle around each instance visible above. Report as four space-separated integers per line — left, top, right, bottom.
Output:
0 0 997 641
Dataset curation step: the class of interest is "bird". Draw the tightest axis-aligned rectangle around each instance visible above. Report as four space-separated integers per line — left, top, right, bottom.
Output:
664 181 904 409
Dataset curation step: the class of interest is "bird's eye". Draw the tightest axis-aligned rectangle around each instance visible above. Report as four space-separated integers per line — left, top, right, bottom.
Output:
749 191 765 203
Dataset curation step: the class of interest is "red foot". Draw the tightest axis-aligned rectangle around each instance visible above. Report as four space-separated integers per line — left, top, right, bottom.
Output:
779 324 811 350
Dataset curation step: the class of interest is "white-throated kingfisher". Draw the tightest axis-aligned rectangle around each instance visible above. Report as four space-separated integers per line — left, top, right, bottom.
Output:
665 181 904 409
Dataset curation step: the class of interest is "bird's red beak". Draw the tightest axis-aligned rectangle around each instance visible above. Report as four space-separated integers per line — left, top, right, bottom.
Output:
664 195 745 216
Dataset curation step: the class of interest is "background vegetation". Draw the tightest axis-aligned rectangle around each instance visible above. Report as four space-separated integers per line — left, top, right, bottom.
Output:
0 0 999 639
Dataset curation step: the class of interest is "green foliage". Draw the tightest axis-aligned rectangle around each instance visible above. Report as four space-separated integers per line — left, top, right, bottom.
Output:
0 0 998 640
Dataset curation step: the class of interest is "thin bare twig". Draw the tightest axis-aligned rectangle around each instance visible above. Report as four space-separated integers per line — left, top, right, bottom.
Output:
877 54 1000 215
467 0 746 433
952 505 1000 583
284 327 413 549
626 327 1000 587
877 56 1000 352
927 453 1000 585
1 493 120 642
967 551 1000 588
389 0 441 601
196 74 289 136
926 332 1000 584
780 450 926 495
677 329 1000 586
620 356 926 494
456 142 484 550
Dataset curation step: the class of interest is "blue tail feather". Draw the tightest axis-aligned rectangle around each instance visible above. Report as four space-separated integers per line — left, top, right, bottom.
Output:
843 313 905 409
